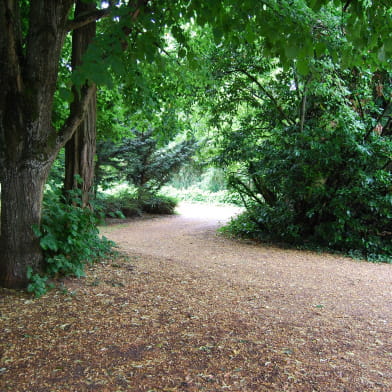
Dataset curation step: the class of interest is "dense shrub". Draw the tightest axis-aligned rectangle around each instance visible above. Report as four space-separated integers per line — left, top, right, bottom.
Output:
96 189 142 218
97 189 178 217
140 194 178 214
208 49 392 262
225 124 392 262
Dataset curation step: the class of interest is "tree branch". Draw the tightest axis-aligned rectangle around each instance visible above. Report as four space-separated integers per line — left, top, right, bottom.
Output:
299 76 311 133
229 175 265 206
232 68 296 126
56 85 96 149
343 0 352 12
0 0 24 93
66 8 111 31
381 116 391 137
364 100 391 140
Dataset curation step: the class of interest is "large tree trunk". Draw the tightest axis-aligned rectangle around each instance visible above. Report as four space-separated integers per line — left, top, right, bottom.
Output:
0 164 51 288
64 0 97 207
0 0 95 288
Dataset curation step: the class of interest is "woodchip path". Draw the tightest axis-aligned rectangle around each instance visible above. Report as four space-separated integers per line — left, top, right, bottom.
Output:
1 202 391 391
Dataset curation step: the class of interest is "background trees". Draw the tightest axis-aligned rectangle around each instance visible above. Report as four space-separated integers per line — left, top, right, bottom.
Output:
96 130 196 198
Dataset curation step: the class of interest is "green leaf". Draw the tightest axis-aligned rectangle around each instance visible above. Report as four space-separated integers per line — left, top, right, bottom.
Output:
32 224 41 238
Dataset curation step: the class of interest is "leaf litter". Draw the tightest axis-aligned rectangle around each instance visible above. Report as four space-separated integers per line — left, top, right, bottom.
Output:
1 204 391 391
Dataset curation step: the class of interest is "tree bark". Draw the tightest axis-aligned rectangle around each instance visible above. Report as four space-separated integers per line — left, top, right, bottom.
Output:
0 164 51 288
0 0 75 288
64 0 97 207
0 0 144 289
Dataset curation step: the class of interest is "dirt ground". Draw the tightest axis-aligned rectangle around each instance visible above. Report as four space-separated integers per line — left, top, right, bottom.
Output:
1 202 391 391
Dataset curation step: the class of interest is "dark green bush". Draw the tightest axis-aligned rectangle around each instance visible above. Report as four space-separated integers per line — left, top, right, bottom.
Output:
96 190 142 218
225 125 392 262
141 194 178 214
210 53 392 262
97 190 178 218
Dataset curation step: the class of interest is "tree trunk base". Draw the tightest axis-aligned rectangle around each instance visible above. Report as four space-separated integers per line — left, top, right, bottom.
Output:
0 165 48 289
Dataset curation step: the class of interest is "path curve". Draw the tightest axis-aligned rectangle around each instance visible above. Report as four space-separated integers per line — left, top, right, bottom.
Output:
99 202 392 392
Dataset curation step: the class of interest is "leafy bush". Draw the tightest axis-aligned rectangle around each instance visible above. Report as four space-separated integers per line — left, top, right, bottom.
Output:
28 188 115 296
97 188 178 217
225 124 392 262
96 189 142 218
140 194 178 214
208 47 392 262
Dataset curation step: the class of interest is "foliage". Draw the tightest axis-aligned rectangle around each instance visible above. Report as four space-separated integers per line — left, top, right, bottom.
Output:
3 0 392 290
96 189 141 219
170 166 228 193
29 187 115 296
140 194 178 215
162 185 234 206
97 188 178 218
26 267 52 298
205 39 392 261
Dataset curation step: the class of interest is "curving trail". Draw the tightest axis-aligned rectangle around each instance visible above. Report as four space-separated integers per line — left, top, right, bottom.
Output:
99 202 392 392
1 203 391 392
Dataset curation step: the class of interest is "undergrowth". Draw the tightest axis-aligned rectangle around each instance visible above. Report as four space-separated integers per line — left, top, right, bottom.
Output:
28 188 115 297
221 210 392 264
96 188 178 217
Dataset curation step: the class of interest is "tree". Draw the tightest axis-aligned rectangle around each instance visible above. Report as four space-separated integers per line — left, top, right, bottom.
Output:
0 1 127 288
204 37 391 259
64 0 97 207
0 1 89 288
1 0 391 288
96 129 197 198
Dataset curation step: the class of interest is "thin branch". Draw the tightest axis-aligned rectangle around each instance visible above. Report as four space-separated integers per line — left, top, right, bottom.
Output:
153 42 182 66
232 68 296 126
56 85 96 149
364 100 391 140
382 159 392 172
230 175 265 206
66 8 112 31
381 116 391 137
354 96 365 120
292 67 302 103
343 0 352 12
299 76 311 133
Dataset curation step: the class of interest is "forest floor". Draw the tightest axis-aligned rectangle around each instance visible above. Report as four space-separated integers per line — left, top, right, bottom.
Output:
1 203 391 392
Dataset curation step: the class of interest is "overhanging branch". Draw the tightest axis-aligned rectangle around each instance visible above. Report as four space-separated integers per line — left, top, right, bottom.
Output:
66 8 111 31
231 68 296 126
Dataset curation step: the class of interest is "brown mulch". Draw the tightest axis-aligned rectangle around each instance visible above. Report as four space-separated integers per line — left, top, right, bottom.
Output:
1 203 391 392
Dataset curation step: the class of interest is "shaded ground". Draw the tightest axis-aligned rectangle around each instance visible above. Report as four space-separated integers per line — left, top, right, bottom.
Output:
1 202 391 391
